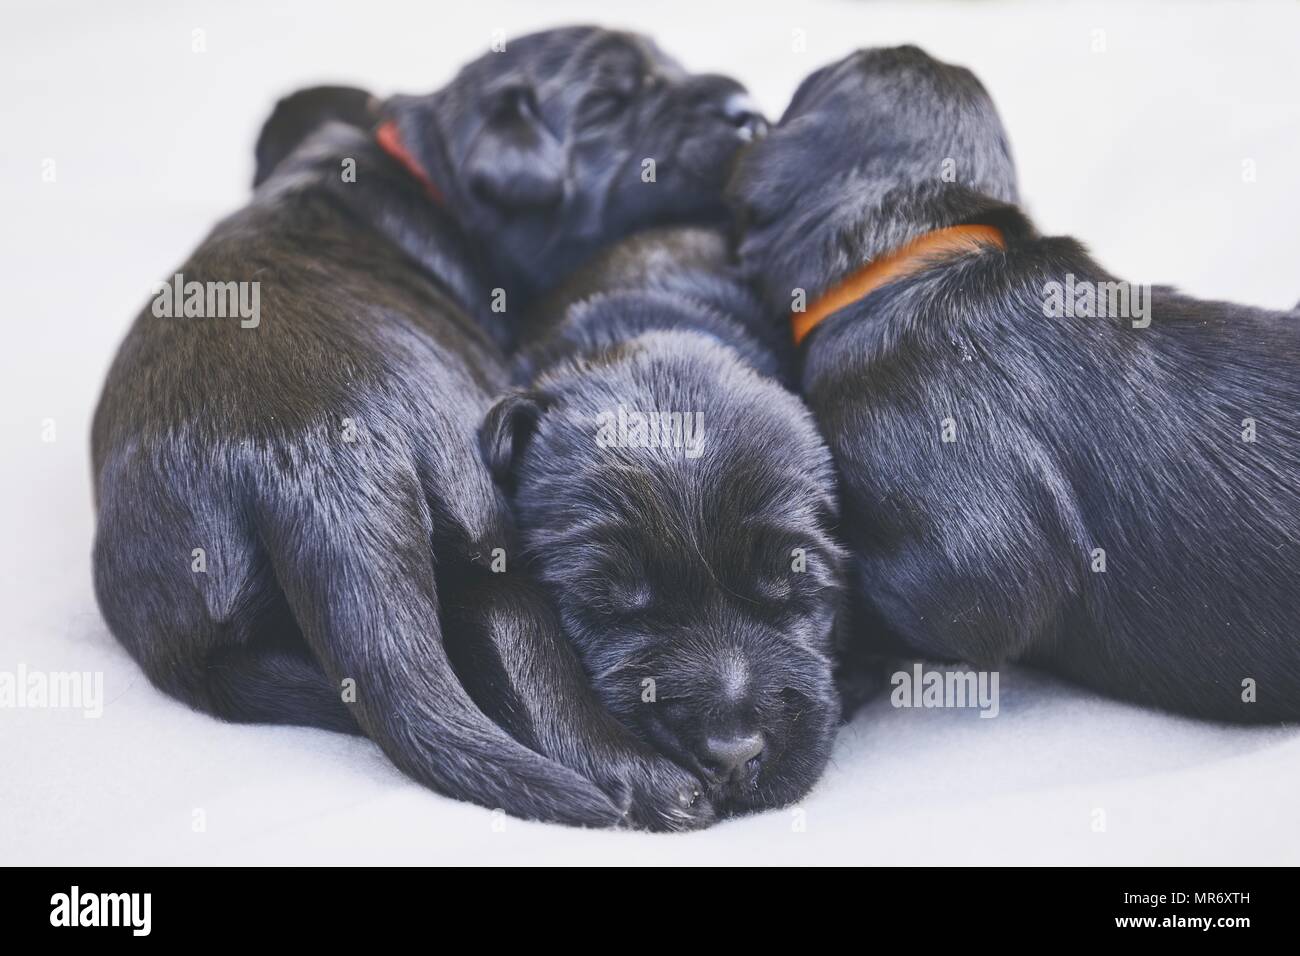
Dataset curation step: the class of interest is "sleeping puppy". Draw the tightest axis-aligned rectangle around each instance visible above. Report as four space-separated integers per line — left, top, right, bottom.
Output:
728 46 1300 722
92 27 765 829
483 228 846 814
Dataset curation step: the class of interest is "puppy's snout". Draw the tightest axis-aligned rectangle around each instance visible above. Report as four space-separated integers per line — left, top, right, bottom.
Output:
700 733 765 784
720 94 768 140
686 76 768 138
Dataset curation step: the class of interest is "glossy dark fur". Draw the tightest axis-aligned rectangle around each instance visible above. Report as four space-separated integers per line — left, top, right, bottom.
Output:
253 85 381 188
730 46 1300 722
92 27 763 829
484 228 846 814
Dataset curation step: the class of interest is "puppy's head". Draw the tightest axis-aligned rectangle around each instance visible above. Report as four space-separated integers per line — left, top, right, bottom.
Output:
728 45 1018 303
484 328 843 814
391 27 766 293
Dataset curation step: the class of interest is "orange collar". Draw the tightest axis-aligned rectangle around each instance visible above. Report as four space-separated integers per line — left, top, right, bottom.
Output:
376 119 445 204
791 223 1005 345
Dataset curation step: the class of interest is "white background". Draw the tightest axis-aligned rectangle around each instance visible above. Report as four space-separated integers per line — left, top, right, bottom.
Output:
2 0 1298 864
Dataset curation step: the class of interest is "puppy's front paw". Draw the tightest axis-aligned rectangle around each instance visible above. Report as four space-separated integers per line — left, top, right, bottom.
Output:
595 754 715 832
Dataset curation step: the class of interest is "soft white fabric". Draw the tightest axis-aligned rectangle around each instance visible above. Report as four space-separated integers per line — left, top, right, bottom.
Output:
2 0 1297 865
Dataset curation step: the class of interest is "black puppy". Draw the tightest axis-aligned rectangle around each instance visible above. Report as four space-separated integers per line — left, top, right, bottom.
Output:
729 46 1300 722
483 228 846 814
92 27 765 829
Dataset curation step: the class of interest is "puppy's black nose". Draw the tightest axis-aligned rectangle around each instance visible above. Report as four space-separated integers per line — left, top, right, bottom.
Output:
721 94 768 140
701 733 764 783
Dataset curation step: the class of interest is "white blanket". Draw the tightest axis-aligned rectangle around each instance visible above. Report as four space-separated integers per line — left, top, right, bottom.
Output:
2 0 1297 865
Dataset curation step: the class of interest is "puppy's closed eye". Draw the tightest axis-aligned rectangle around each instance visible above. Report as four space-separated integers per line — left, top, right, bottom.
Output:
744 522 843 606
574 553 655 619
753 575 794 606
750 569 834 619
607 575 654 614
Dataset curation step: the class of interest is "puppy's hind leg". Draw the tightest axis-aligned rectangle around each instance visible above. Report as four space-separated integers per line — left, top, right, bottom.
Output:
253 450 622 827
92 462 358 734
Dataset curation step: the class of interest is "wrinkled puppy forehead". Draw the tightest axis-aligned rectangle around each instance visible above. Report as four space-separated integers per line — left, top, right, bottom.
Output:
525 343 841 528
453 27 684 101
558 29 687 80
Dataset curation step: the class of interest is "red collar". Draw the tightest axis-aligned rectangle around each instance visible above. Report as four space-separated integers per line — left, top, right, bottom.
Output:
375 120 444 204
792 223 1005 345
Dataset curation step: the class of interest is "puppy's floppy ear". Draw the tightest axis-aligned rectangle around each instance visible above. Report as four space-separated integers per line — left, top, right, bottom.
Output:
254 85 379 187
463 84 565 209
481 389 550 488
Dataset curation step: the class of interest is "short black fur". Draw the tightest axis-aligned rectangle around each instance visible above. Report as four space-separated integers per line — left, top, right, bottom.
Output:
92 27 763 829
484 228 847 814
729 46 1300 722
